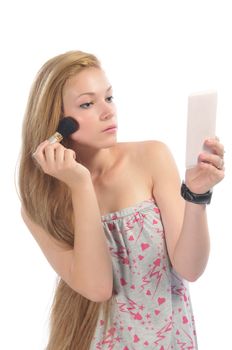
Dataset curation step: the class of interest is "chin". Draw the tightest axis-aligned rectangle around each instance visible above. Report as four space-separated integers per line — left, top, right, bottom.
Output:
99 138 118 149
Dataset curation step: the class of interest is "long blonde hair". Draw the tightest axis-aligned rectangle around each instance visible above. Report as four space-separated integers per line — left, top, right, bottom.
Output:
19 50 114 349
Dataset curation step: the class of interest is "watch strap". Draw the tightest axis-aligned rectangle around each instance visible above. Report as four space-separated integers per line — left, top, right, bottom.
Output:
181 182 212 205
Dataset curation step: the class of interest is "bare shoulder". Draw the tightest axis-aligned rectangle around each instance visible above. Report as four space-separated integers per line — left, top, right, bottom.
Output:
118 140 171 171
136 139 170 156
117 139 167 157
130 139 182 196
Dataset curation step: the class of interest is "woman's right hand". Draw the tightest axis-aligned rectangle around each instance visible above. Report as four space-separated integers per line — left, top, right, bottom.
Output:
32 140 91 188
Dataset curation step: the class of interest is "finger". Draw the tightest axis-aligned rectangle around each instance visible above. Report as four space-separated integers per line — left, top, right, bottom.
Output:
198 161 225 184
44 143 61 163
55 144 66 164
208 135 220 141
32 140 50 158
64 149 76 162
218 158 225 170
199 152 225 170
204 138 225 157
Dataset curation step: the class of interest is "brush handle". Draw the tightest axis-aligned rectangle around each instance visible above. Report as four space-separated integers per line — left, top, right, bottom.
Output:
48 132 63 144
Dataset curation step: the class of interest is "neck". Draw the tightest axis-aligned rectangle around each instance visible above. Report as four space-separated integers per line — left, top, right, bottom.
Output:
71 142 117 179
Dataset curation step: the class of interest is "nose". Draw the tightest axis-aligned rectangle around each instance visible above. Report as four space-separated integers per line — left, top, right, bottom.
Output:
99 101 115 120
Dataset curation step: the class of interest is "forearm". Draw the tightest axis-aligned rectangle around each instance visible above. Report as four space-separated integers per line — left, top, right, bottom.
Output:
173 202 210 281
70 176 113 300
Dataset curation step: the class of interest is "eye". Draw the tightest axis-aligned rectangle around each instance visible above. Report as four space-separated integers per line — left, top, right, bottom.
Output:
106 96 114 103
79 102 94 109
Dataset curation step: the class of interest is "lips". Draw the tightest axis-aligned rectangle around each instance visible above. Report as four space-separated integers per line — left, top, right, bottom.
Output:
103 124 117 131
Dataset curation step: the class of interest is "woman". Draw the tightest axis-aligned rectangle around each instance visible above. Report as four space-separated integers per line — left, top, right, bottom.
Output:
19 50 225 349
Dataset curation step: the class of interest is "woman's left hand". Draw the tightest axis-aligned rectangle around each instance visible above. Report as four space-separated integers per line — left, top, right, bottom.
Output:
185 137 225 194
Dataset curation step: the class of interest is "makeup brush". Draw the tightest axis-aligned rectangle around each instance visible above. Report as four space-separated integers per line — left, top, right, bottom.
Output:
48 117 79 144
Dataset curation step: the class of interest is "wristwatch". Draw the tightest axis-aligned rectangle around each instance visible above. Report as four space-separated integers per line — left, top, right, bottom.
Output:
181 182 212 205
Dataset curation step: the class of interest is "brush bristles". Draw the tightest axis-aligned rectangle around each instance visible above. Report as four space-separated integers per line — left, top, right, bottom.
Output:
57 117 79 138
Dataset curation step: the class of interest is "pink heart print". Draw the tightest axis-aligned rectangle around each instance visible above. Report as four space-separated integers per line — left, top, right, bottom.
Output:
141 243 150 251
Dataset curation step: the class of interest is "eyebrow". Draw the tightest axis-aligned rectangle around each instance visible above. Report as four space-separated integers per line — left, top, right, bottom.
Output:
76 86 112 99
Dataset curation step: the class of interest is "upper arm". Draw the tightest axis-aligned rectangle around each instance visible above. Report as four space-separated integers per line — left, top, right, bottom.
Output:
145 141 185 266
21 207 112 301
21 206 75 290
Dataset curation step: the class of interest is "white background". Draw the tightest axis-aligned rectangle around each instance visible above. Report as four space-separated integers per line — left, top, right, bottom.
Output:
1 0 231 349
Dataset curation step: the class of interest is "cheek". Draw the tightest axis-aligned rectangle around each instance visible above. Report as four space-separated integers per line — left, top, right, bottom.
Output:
79 117 95 133
68 118 96 141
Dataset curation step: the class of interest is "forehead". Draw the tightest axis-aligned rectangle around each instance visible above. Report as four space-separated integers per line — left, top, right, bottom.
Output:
63 67 110 98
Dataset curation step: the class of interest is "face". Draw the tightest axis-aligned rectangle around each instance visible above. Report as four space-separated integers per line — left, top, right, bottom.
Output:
62 67 117 148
